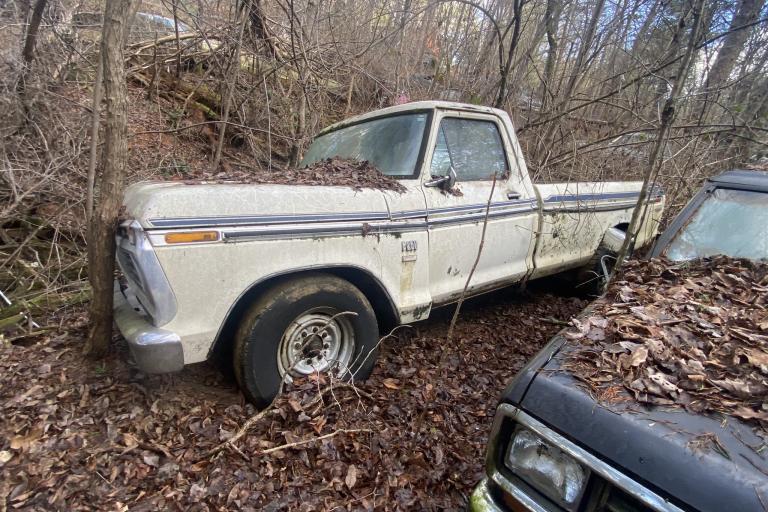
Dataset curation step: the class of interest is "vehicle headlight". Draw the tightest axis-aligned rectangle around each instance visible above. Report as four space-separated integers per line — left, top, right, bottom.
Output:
505 427 588 509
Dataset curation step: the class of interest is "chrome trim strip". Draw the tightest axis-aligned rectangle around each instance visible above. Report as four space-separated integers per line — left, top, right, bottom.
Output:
218 206 539 241
391 209 428 220
543 190 664 203
470 477 550 512
428 205 537 226
148 192 662 229
148 211 392 228
487 471 557 512
543 197 662 213
491 404 685 512
151 200 537 227
221 220 429 242
148 192 662 241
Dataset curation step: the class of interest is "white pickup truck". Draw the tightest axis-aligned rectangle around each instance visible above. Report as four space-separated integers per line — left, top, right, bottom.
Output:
114 101 664 406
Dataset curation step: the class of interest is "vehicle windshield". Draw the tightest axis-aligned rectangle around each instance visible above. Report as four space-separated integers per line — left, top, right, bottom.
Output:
665 188 768 261
301 113 428 177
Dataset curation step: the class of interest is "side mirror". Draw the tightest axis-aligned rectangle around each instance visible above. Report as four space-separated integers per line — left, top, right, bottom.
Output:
425 166 457 190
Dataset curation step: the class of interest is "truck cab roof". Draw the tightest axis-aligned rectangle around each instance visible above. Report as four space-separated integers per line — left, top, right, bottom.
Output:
319 101 509 135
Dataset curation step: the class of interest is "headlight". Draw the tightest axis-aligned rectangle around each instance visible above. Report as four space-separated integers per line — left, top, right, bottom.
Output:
505 427 588 509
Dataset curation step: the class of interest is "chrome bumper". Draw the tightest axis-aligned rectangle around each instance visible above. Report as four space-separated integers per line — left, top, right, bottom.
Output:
468 477 547 512
114 282 184 373
468 479 505 512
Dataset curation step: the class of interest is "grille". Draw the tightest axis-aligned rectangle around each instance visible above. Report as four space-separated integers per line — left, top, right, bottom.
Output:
117 245 145 294
590 483 651 512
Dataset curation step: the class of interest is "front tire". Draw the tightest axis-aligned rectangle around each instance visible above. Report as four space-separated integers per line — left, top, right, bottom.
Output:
233 274 379 408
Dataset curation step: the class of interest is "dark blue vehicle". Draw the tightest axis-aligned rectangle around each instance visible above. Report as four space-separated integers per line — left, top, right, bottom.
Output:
470 170 768 512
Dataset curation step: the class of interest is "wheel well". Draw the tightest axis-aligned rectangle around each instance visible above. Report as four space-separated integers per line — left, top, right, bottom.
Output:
208 267 399 374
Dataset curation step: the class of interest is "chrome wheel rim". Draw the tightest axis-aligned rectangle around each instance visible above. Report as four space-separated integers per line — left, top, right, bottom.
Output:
277 307 356 379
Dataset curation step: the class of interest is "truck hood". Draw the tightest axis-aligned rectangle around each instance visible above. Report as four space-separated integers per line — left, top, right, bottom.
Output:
512 343 768 512
123 181 392 229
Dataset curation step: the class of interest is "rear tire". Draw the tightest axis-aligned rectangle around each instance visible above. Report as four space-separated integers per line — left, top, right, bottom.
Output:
233 274 379 408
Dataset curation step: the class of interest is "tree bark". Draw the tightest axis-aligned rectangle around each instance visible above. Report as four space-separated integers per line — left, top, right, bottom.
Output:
21 0 48 64
494 0 524 108
540 0 563 111
84 0 137 358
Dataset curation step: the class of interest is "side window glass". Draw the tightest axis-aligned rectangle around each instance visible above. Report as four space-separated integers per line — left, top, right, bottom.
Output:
429 118 508 181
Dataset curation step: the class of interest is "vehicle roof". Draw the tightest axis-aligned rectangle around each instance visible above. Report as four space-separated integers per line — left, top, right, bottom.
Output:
709 168 768 190
319 101 508 135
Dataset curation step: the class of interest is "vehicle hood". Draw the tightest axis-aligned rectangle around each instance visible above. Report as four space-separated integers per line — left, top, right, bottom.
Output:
123 181 392 229
512 341 768 512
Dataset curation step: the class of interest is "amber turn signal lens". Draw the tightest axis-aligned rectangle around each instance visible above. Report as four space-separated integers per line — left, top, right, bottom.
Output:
164 231 219 244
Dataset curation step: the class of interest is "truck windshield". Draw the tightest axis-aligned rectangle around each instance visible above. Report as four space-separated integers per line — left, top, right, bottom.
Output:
301 113 428 177
665 188 768 261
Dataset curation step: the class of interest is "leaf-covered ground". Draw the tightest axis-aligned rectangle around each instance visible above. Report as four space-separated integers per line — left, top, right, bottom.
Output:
1 286 585 511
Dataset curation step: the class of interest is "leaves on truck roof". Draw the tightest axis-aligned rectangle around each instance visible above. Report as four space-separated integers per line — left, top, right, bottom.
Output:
564 256 768 431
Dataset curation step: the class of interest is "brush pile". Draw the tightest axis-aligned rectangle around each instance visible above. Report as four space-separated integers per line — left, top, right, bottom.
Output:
564 256 768 430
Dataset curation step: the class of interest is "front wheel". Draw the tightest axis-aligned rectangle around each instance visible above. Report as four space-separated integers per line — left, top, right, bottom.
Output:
233 274 379 408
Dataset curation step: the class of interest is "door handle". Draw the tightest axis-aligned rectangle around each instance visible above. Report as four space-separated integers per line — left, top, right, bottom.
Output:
507 191 521 200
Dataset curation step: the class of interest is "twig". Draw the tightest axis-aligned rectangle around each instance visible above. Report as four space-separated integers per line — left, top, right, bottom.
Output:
538 317 570 327
205 392 281 458
446 172 498 344
259 428 370 455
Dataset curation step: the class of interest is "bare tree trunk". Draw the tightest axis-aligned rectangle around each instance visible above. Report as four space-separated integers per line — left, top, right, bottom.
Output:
537 0 605 154
540 0 563 111
172 0 182 79
700 0 765 120
21 0 48 65
494 0 524 108
704 0 765 91
611 0 706 282
84 0 137 358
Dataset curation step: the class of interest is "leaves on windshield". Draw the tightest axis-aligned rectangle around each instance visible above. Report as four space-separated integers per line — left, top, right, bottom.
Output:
564 256 768 431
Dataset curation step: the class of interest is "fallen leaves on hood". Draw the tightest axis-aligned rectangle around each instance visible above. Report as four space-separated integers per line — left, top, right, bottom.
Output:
564 256 768 431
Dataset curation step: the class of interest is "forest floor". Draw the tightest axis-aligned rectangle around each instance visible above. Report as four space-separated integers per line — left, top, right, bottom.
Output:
1 283 586 511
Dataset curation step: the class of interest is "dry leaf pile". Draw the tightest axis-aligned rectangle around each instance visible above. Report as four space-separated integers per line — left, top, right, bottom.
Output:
1 287 584 510
564 256 768 430
178 158 408 193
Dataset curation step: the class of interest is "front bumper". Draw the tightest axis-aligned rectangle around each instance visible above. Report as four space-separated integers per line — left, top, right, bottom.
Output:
469 479 505 511
469 477 548 512
114 282 184 373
